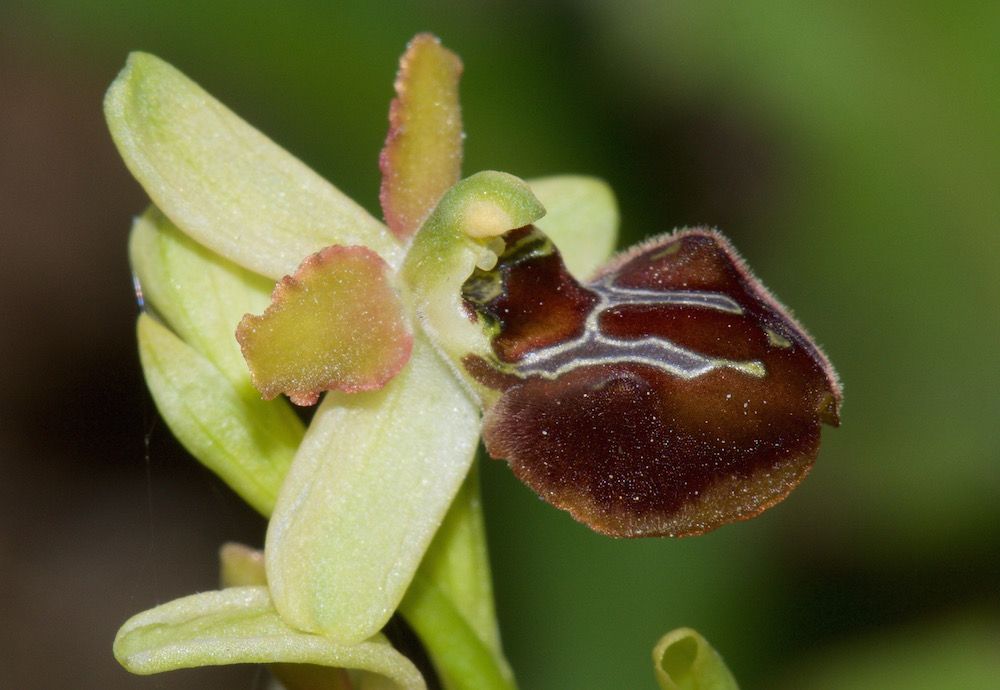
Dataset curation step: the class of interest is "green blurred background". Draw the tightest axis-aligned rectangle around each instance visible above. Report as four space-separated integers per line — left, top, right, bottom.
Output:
1 1 997 688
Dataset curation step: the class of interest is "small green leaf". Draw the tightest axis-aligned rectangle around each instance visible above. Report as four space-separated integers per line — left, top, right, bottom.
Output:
237 245 413 405
528 175 619 279
265 333 481 644
113 586 425 690
105 52 402 279
401 171 545 393
137 313 301 515
380 33 464 241
653 628 739 690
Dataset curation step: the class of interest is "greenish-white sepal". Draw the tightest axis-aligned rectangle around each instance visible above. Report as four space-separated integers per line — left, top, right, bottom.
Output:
265 333 481 644
105 52 402 278
113 586 425 690
653 627 739 690
401 171 544 387
528 175 619 279
137 313 301 515
130 205 274 387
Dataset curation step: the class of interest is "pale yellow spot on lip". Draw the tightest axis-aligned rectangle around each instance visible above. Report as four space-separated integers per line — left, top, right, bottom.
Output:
462 199 515 238
648 242 682 261
765 328 792 348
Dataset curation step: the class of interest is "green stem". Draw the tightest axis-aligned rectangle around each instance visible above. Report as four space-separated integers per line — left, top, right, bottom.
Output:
401 575 514 690
400 460 517 690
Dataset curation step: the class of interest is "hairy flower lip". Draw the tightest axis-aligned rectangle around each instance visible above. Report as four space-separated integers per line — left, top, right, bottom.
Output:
467 226 841 537
596 228 842 419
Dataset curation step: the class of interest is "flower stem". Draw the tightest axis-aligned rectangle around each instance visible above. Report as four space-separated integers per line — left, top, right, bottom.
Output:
400 460 517 690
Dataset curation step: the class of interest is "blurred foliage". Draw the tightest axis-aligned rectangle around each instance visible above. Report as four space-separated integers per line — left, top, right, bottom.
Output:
777 614 1000 690
4 1 997 688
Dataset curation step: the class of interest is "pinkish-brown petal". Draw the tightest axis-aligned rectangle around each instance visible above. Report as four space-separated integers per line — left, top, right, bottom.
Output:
379 34 463 241
237 246 412 406
465 228 841 537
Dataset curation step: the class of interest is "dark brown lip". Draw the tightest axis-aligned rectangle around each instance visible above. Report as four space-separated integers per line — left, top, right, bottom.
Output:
467 226 841 537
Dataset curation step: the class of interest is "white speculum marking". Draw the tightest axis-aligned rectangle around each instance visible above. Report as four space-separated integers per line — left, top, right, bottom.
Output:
514 275 767 380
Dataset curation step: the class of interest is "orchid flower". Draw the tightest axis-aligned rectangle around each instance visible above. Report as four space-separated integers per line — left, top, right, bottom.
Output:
107 34 839 690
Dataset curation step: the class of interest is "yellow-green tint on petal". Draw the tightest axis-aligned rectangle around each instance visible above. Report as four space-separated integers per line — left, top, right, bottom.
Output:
528 175 619 279
105 52 401 278
113 587 425 690
653 628 739 690
137 314 300 515
219 543 267 588
265 334 481 644
380 34 463 241
401 172 544 391
130 206 274 386
237 245 413 406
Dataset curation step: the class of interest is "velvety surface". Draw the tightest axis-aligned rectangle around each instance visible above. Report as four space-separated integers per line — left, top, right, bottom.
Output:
469 228 840 536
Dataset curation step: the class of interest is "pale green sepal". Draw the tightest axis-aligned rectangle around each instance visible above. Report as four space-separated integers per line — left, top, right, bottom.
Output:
265 333 481 644
137 313 302 515
528 175 619 279
113 586 425 690
653 628 739 690
105 52 402 278
401 171 544 394
130 205 278 387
